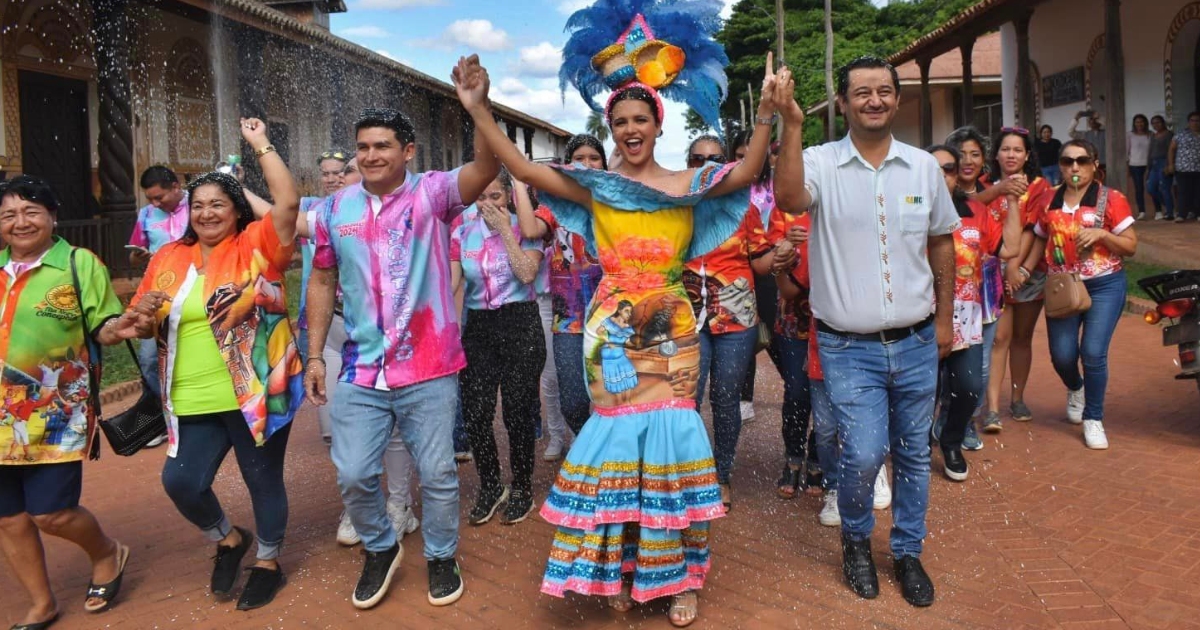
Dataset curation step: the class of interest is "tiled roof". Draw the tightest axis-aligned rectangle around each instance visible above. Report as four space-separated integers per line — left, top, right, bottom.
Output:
894 31 1002 81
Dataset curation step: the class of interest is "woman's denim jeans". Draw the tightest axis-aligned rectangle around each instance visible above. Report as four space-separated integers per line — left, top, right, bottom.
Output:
697 326 758 484
1044 270 1127 421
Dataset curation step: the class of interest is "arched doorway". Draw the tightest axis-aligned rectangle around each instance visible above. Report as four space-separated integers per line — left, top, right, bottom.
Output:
1166 2 1200 128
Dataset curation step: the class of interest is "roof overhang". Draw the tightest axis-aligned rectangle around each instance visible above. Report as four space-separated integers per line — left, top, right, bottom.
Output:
888 0 1046 67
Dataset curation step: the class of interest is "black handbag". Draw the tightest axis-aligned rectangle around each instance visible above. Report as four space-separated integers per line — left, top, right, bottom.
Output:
70 248 167 457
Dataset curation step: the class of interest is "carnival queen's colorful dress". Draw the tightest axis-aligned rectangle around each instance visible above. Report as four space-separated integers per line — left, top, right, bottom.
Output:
538 162 749 602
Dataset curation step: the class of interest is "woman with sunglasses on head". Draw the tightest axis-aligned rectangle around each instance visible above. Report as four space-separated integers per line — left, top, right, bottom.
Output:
681 135 793 510
1147 116 1174 220
1128 114 1152 220
941 126 1022 448
980 127 1053 433
925 144 1022 480
1029 140 1137 450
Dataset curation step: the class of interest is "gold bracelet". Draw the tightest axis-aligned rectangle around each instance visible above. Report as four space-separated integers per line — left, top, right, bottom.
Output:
254 144 277 157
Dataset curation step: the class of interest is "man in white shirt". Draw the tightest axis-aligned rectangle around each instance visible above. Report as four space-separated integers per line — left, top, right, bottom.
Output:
774 55 958 608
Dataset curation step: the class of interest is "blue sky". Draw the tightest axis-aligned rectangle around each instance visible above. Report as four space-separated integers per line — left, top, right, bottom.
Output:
330 0 741 169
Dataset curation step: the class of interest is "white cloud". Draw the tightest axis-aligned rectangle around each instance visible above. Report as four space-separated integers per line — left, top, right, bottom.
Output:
413 19 511 52
721 0 737 19
339 25 392 38
374 50 412 65
556 0 590 14
515 42 561 78
355 0 444 8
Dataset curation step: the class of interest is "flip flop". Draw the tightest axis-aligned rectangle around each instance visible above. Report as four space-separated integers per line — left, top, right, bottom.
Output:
84 542 130 613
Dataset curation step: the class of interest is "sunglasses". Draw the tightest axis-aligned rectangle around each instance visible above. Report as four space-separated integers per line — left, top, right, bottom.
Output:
1058 155 1095 167
688 154 727 165
320 150 348 162
1000 126 1029 135
939 163 958 174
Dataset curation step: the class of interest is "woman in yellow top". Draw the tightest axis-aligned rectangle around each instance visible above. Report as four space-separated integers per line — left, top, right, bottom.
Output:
129 118 303 611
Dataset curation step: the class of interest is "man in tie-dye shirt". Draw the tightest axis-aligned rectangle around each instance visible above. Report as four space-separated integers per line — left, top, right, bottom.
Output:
305 106 498 610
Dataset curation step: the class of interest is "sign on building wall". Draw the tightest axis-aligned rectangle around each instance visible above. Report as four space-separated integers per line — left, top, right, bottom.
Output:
1042 66 1086 109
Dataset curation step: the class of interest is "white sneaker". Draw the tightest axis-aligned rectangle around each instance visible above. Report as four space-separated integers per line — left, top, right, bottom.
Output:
740 401 756 424
543 437 566 461
336 511 361 546
145 432 168 448
386 502 420 538
1082 420 1109 450
818 490 841 526
1066 387 1085 424
873 465 891 510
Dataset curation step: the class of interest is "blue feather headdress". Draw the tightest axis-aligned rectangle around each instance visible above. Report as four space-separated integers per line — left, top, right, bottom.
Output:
559 0 730 132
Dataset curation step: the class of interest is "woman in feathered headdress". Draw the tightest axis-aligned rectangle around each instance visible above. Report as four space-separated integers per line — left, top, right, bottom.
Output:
451 0 797 624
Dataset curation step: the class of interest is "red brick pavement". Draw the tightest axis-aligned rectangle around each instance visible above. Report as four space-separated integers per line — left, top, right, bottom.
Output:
2 313 1198 629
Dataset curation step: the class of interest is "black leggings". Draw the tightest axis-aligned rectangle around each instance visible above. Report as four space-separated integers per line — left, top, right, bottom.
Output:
938 344 984 451
461 301 546 493
1176 171 1200 219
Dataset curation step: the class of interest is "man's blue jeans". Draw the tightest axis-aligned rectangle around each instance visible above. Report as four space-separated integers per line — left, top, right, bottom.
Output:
1045 270 1126 421
819 322 938 558
773 335 813 467
553 333 591 434
333 375 460 559
1148 157 1174 217
697 326 758 485
810 378 838 490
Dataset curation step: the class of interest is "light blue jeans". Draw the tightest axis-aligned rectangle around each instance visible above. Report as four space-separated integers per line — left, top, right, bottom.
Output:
810 378 838 490
333 375 460 559
819 322 938 558
137 338 161 398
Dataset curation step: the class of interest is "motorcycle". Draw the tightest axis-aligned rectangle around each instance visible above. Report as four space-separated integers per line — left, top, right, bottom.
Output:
1139 270 1200 395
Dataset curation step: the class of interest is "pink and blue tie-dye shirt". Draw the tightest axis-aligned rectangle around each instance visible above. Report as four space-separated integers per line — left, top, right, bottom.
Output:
128 192 189 253
450 206 542 311
312 170 467 390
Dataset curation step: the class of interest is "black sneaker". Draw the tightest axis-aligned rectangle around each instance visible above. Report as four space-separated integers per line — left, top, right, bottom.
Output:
236 565 286 611
427 558 464 606
942 446 969 482
352 543 402 610
468 484 509 526
211 526 253 599
501 488 535 525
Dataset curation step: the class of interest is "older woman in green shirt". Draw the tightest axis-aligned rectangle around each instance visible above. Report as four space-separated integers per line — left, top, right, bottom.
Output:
0 176 151 630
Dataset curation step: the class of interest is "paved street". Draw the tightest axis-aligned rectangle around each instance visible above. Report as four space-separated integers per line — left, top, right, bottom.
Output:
1 312 1198 629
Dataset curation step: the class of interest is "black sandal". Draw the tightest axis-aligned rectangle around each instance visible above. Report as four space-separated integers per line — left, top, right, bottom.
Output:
236 565 287 611
84 543 129 613
804 466 825 497
776 465 801 499
9 612 59 630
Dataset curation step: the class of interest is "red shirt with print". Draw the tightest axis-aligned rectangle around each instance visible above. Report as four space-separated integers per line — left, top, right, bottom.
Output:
682 206 772 334
768 209 812 341
1033 184 1134 280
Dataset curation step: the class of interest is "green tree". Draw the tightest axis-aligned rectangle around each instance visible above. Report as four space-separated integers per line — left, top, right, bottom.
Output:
586 110 609 143
690 0 978 146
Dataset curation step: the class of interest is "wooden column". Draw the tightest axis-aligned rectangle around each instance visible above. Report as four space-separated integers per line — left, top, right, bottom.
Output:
1104 0 1127 191
1015 12 1036 129
91 0 135 216
960 37 976 127
461 114 475 162
919 57 933 148
234 25 267 191
523 127 534 159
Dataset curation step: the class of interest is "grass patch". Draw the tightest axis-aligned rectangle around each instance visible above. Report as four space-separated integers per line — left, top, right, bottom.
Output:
100 269 303 388
1124 259 1176 301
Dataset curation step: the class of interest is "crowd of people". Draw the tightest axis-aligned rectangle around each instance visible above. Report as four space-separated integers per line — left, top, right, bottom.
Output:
0 1 1151 625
